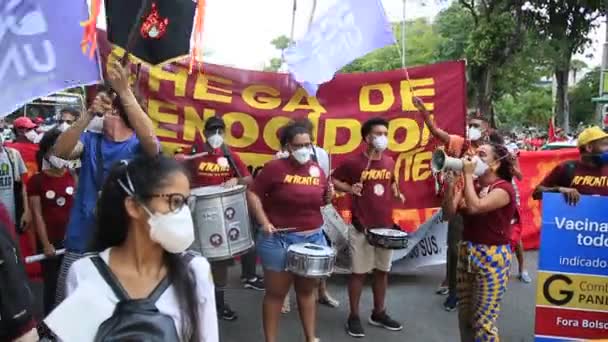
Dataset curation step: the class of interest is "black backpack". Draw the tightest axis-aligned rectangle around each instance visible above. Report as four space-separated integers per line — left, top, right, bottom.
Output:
0 225 34 339
91 253 195 342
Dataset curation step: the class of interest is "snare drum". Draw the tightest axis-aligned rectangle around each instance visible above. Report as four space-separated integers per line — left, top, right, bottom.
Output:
321 204 349 248
286 243 336 278
366 228 409 250
190 185 254 261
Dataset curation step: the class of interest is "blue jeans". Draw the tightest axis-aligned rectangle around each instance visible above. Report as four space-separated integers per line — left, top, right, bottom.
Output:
256 229 327 272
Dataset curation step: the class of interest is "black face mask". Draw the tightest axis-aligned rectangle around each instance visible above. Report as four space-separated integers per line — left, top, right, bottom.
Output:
590 151 608 166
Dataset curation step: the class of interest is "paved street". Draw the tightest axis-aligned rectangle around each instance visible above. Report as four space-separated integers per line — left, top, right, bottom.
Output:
218 251 539 342
31 251 539 341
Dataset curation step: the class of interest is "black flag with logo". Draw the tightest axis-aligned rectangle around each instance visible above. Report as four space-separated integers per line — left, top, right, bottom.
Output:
105 0 197 65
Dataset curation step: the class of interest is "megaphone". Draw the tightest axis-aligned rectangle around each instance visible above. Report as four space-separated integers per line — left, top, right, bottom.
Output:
431 149 463 172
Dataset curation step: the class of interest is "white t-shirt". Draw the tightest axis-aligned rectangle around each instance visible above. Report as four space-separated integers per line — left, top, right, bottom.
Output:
45 248 218 342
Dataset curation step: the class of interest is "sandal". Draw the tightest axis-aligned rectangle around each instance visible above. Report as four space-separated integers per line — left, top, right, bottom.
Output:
282 296 291 313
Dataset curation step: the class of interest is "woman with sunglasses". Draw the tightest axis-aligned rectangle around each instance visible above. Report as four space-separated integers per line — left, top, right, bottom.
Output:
442 143 516 341
247 122 334 342
45 155 218 341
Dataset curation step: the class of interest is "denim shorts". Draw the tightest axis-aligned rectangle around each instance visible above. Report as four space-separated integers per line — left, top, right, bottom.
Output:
256 229 328 272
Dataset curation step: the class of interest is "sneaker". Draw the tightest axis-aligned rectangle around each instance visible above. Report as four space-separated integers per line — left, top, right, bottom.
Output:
219 306 238 321
318 294 340 308
435 285 449 296
443 295 458 312
345 316 365 338
242 277 265 291
519 270 532 284
368 311 403 331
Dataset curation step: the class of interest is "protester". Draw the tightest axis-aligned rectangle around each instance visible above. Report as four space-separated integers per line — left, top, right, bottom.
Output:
0 141 30 234
276 118 339 314
414 97 489 311
10 117 39 148
332 117 404 338
176 116 260 321
28 128 76 315
57 107 80 132
45 155 218 341
53 61 159 304
443 143 516 341
247 121 333 342
533 126 608 202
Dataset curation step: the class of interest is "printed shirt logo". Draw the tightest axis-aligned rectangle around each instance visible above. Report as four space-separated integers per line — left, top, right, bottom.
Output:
309 165 320 178
373 184 385 196
361 168 391 182
571 175 608 188
197 161 231 176
0 162 11 189
283 174 321 186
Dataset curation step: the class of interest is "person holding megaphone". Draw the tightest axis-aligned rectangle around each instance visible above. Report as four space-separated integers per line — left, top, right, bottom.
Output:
413 97 491 312
442 143 517 342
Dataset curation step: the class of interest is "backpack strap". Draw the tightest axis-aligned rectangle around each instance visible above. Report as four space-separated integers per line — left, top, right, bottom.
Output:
91 256 129 301
146 276 171 303
311 146 319 163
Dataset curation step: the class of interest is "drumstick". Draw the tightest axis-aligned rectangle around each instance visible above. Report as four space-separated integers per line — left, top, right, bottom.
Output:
26 249 66 264
181 152 209 160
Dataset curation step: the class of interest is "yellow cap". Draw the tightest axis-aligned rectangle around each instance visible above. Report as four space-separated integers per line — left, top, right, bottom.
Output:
577 126 608 147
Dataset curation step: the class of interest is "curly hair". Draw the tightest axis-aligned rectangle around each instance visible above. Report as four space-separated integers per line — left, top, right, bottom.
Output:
490 143 513 182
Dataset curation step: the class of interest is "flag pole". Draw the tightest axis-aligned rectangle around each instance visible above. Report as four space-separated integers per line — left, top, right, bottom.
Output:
121 0 152 66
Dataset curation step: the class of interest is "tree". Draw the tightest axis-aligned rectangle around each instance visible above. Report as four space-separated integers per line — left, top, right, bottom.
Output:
523 0 606 132
341 18 442 73
570 66 601 125
495 87 553 128
264 35 293 72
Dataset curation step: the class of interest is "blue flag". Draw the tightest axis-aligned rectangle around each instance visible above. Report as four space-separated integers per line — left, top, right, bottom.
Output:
0 0 101 117
284 0 395 96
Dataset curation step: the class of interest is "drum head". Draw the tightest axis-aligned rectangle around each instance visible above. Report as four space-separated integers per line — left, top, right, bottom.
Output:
191 185 244 197
288 243 333 256
369 228 408 237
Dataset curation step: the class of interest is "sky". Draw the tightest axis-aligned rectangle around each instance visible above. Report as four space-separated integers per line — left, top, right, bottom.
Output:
94 0 606 71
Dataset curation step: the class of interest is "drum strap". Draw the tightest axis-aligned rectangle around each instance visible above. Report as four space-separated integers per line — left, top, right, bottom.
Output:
220 144 242 179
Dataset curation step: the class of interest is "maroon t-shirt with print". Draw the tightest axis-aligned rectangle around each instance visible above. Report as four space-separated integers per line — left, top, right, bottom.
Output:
27 171 76 244
333 152 395 228
540 160 608 196
251 158 327 232
186 147 251 188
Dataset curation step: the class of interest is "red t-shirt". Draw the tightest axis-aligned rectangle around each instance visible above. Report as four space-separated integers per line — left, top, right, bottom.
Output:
5 142 38 183
27 171 75 244
462 180 516 245
333 152 395 228
540 160 608 196
251 158 327 232
186 147 250 188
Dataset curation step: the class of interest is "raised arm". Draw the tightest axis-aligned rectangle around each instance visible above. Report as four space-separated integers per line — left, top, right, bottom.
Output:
413 97 450 145
107 61 159 157
54 93 112 159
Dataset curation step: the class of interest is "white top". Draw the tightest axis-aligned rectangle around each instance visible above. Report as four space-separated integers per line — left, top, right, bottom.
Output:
45 248 219 342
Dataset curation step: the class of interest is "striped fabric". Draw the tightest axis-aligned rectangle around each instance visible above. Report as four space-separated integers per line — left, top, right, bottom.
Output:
457 242 512 342
54 251 84 304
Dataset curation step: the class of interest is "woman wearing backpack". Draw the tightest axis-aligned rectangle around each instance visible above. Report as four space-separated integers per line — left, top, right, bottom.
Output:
44 155 219 341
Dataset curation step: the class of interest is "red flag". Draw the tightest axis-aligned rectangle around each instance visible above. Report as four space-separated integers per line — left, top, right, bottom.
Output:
548 116 557 142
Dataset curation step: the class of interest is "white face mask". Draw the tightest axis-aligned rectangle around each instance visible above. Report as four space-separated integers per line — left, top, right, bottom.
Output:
58 122 70 132
207 131 224 149
468 127 482 141
372 135 388 151
25 130 38 142
292 147 311 164
472 156 489 176
145 205 195 254
87 116 104 133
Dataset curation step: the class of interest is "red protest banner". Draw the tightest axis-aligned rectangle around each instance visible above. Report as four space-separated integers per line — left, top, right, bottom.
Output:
98 34 467 211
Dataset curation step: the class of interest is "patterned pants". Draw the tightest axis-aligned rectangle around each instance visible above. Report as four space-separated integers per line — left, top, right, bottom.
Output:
456 242 512 342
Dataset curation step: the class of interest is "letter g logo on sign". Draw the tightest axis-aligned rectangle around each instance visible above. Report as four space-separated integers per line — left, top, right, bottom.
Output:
543 274 574 306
